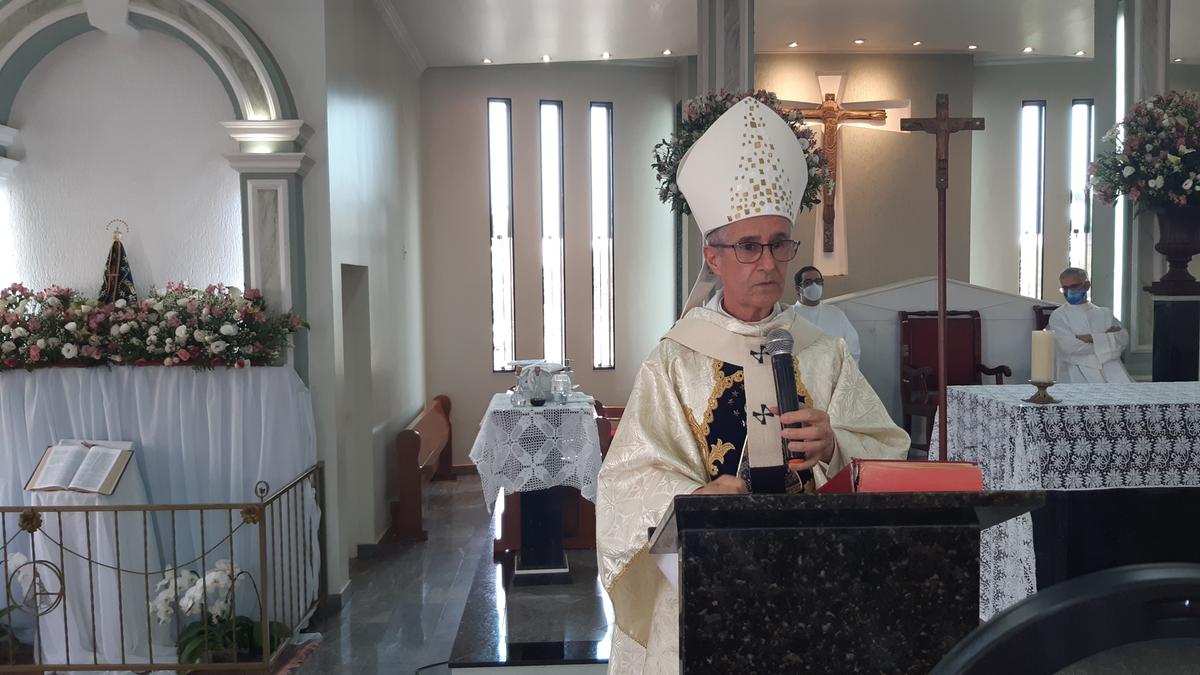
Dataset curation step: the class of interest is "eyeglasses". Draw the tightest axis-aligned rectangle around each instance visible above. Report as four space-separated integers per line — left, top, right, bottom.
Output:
708 239 801 264
1061 282 1087 293
797 279 824 288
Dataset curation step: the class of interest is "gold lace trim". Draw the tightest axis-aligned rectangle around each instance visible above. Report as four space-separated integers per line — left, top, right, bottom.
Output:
696 360 745 476
706 439 736 477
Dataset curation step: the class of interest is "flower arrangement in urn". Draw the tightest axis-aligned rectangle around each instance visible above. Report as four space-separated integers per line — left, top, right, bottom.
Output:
1090 90 1200 293
0 282 306 372
652 89 830 216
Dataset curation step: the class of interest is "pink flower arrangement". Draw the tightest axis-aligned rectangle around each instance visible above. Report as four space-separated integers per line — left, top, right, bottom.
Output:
1090 90 1200 209
0 282 307 372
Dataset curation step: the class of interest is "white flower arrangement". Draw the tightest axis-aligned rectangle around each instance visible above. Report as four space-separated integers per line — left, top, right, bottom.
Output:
149 560 243 625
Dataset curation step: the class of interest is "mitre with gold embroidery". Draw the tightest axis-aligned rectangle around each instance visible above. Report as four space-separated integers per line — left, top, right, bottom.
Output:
677 96 809 315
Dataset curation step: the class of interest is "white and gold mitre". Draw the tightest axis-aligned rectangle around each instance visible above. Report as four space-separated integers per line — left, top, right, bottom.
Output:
677 96 809 237
677 96 810 315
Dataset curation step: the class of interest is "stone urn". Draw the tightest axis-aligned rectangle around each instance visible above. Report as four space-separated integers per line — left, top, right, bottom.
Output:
1145 205 1200 296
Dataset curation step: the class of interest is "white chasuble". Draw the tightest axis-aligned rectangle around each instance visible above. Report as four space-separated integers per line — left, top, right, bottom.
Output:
1048 303 1133 384
597 304 910 675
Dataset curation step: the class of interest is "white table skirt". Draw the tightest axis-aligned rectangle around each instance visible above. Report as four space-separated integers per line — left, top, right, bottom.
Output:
0 367 317 507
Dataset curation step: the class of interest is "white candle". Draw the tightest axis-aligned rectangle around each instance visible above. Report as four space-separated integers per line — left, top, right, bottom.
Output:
1031 330 1055 383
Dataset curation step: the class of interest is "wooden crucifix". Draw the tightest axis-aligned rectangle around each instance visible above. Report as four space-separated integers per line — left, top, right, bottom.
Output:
794 93 887 253
901 94 984 462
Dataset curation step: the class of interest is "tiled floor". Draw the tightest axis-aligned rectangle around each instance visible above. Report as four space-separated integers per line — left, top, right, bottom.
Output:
298 476 493 675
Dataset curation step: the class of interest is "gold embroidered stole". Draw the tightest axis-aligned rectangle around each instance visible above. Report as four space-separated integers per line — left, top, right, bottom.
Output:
664 316 793 472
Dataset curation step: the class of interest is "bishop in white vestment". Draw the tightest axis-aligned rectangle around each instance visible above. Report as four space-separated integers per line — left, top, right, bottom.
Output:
597 97 910 675
1049 267 1132 384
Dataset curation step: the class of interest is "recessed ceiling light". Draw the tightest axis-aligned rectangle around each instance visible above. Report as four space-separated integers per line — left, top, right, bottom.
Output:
912 41 922 47
1023 46 1034 54
1174 57 1185 63
662 49 672 55
601 52 611 60
1074 50 1087 57
788 41 798 48
542 54 551 62
968 44 978 50
853 38 865 45
482 57 492 64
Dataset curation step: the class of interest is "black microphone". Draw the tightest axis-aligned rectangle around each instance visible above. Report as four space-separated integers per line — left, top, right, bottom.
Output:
765 328 815 489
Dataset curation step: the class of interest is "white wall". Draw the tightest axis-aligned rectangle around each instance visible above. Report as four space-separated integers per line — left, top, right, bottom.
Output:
5 30 241 292
323 0 426 559
422 63 677 464
755 54 975 302
970 62 1101 301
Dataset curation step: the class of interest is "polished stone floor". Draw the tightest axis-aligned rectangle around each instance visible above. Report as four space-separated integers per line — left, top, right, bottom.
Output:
298 476 493 674
296 476 611 675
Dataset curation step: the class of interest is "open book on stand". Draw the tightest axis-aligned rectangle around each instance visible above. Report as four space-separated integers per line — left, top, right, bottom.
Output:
24 440 134 496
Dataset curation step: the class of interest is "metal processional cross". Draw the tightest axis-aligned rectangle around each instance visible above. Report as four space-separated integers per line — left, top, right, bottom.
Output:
901 94 984 461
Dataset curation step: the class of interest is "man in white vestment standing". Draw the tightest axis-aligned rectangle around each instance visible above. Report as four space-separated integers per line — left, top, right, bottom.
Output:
596 97 910 675
793 265 861 362
1049 267 1133 384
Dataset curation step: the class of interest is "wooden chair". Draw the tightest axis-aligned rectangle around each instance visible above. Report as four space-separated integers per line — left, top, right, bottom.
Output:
899 311 1012 450
492 400 612 559
389 394 455 541
1034 305 1058 331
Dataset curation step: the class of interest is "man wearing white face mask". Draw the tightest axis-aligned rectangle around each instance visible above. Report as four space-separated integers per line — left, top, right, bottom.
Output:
1049 266 1132 383
793 266 861 362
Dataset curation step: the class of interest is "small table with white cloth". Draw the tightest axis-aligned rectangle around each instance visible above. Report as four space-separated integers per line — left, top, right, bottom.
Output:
468 392 603 583
932 382 1200 620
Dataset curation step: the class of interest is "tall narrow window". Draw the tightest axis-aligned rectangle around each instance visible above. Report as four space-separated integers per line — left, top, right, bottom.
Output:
1068 99 1095 273
540 101 565 364
488 99 515 371
1113 7 1127 320
1018 100 1046 299
590 103 615 369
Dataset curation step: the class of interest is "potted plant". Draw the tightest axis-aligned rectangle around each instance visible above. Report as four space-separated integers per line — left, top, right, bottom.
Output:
150 562 290 671
1090 89 1200 294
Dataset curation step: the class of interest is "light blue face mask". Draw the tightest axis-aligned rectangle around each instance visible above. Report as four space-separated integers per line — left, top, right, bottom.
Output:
1064 288 1088 305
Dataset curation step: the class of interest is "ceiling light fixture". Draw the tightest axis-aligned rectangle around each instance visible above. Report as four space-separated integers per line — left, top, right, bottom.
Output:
912 41 922 47
968 44 978 50
601 52 611 60
662 49 672 55
1174 57 1184 63
482 57 492 64
542 54 551 62
1023 46 1034 54
853 38 865 45
1074 50 1087 56
788 41 798 48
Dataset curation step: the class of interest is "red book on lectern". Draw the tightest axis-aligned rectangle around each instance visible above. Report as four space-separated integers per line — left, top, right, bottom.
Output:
818 459 983 494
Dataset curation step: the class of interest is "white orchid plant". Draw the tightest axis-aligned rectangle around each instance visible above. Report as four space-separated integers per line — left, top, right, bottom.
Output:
150 560 289 664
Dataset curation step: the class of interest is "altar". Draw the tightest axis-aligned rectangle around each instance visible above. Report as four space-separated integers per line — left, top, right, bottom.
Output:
934 382 1200 620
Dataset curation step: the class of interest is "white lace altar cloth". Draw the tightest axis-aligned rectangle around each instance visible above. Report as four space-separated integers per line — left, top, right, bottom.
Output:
932 382 1200 620
469 393 603 511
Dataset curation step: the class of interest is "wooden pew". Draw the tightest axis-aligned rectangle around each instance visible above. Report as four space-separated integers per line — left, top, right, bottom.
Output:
389 394 455 541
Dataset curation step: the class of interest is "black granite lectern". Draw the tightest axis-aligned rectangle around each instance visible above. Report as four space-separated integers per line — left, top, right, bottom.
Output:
648 491 1043 674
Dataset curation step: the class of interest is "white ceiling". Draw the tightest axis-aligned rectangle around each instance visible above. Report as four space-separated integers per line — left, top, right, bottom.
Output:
391 0 1200 68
